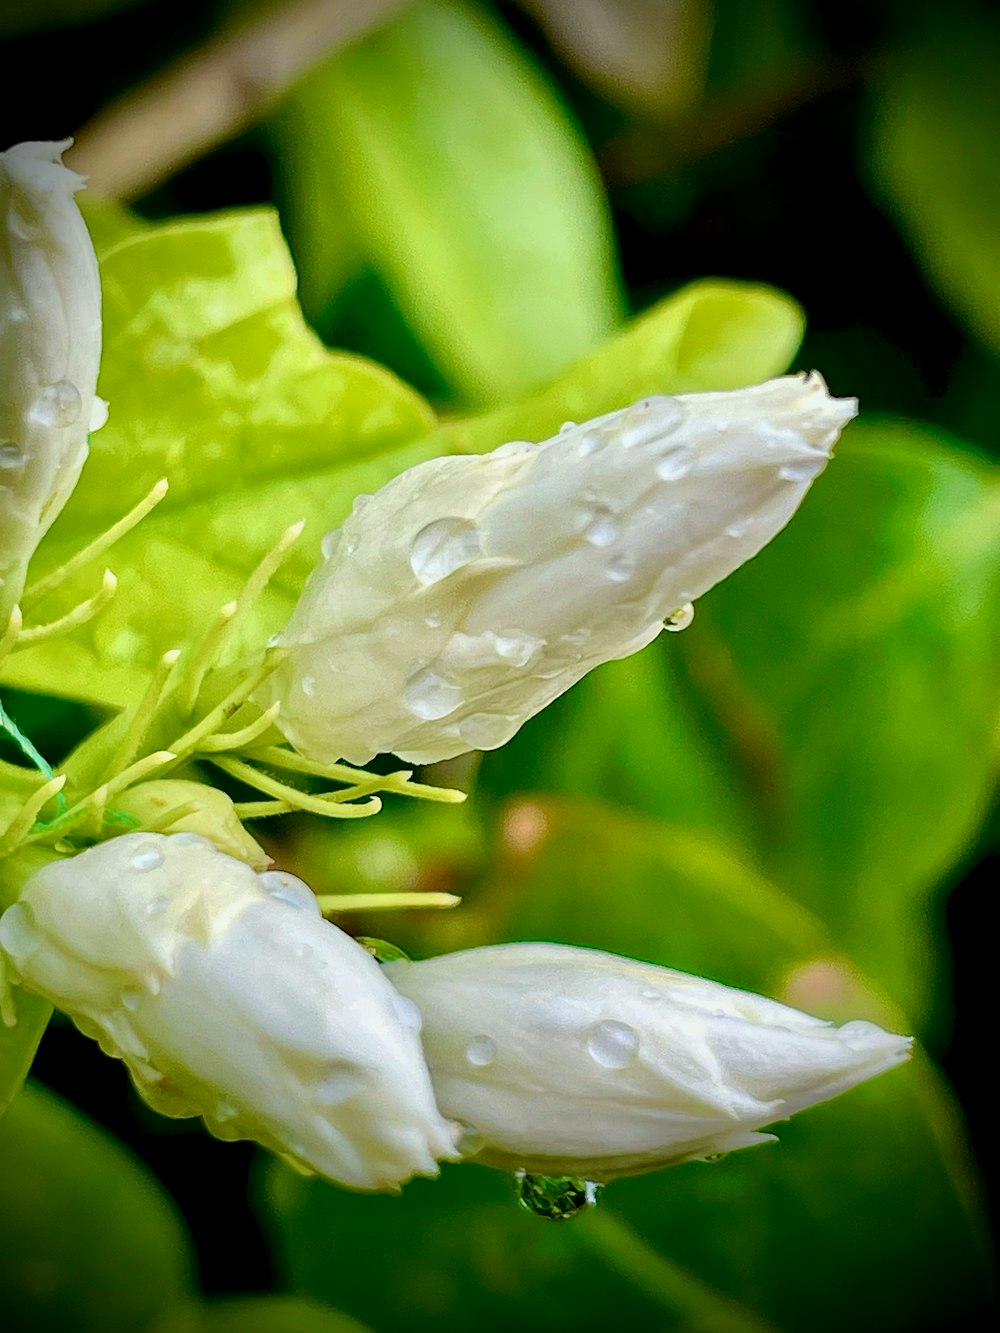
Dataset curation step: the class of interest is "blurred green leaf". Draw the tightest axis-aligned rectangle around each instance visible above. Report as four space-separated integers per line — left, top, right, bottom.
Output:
259 800 991 1333
0 0 151 34
3 209 436 707
271 0 622 406
432 278 804 453
692 421 1000 1018
0 1082 196 1333
150 1295 372 1333
870 11 1000 357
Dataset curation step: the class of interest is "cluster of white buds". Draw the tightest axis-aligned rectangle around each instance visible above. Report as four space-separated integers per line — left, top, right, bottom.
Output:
0 834 459 1190
260 374 857 765
0 140 104 614
386 943 912 1179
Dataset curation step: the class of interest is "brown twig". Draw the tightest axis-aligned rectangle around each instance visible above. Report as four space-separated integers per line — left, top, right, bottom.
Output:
67 0 412 200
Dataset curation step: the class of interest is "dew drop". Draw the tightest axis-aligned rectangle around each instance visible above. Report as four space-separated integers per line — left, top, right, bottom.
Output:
29 380 82 428
460 712 514 750
494 629 540 667
404 668 463 720
465 1035 497 1067
391 993 423 1033
170 832 211 849
586 1019 639 1068
215 1100 239 1122
320 529 340 559
89 397 109 433
458 1126 486 1156
561 627 591 647
260 870 319 914
356 936 411 964
352 492 371 513
606 553 635 583
344 536 359 555
130 845 164 872
560 420 577 433
702 1152 727 1164
300 674 316 697
641 989 660 1001
779 456 827 483
618 396 686 447
579 503 617 548
492 440 532 459
145 895 170 917
576 429 603 457
409 517 481 586
316 1069 363 1105
122 989 142 1011
725 519 749 539
0 441 24 470
0 904 40 962
664 602 695 632
655 445 695 481
515 1172 603 1222
424 610 442 630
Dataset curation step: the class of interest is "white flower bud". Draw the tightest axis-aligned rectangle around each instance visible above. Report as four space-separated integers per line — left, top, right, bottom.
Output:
0 140 103 610
385 943 912 1180
262 374 857 765
0 833 459 1191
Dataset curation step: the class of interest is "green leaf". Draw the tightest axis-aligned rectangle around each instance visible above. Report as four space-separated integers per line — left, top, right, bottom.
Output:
692 420 1000 1018
3 209 436 707
0 990 51 1118
431 278 804 454
869 11 1000 357
0 1082 196 1333
271 0 622 405
150 1296 372 1333
259 801 991 1333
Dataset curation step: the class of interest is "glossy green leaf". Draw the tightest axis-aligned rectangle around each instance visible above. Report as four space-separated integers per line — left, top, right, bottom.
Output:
870 11 1000 357
692 421 1000 1018
272 0 622 405
150 1296 372 1333
431 278 804 454
259 800 990 1333
3 209 436 707
0 1082 196 1333
0 990 51 1118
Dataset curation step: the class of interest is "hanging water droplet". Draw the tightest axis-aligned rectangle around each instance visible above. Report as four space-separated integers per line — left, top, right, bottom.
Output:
514 1172 603 1222
130 845 165 872
458 1126 486 1156
655 445 695 481
409 517 481 586
579 502 617 548
29 380 82 428
320 529 340 559
559 420 577 433
89 397 109 433
702 1152 727 1164
259 870 319 914
618 396 686 448
0 441 24 470
356 936 411 964
606 553 635 583
460 712 515 750
492 440 532 459
404 668 463 720
779 456 826 483
664 602 695 632
424 610 442 629
0 904 40 962
465 1035 497 1067
586 1019 639 1068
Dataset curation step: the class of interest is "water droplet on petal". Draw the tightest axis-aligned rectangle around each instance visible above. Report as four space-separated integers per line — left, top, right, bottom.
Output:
356 936 411 964
561 627 591 647
619 396 686 447
606 553 635 583
404 668 463 720
0 441 24 470
493 440 532 459
122 989 142 1011
409 517 481 586
352 493 371 513
576 429 603 457
665 603 695 632
515 1172 603 1221
301 674 316 697
89 397 109 433
424 610 442 629
460 712 515 750
586 1019 639 1068
320 529 340 559
260 870 320 914
29 380 82 428
466 1035 497 1067
641 989 660 1000
145 895 170 917
560 420 577 433
391 993 423 1032
779 456 827 483
494 629 541 667
0 904 40 962
215 1100 239 1122
655 445 695 481
725 519 749 539
130 845 165 872
171 832 211 849
579 503 617 548
458 1126 486 1156
316 1069 364 1105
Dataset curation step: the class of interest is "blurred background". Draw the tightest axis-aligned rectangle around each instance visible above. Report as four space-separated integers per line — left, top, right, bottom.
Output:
1 1 998 1330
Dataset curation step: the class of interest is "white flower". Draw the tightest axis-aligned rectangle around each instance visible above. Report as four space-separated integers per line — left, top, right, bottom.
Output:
385 942 912 1180
261 374 857 765
0 833 459 1191
0 140 104 612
